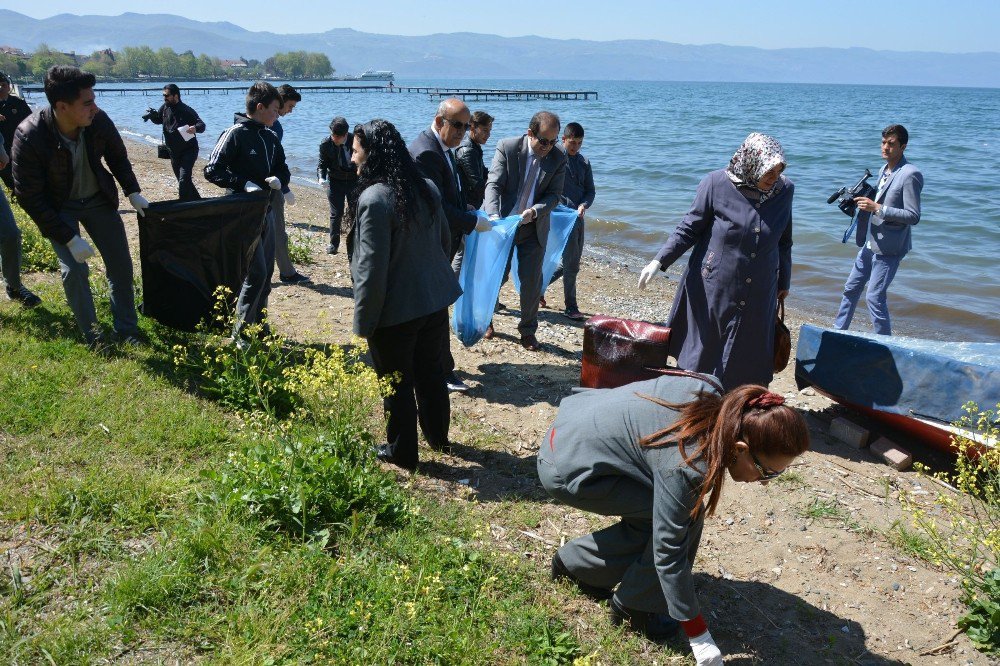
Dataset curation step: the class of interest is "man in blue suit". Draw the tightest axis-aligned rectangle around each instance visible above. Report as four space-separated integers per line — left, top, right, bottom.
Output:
834 124 923 336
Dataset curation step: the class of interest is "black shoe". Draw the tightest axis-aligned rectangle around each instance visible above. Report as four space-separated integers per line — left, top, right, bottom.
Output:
551 553 613 601
495 300 505 313
326 244 339 255
563 308 586 321
86 333 109 354
114 331 147 347
428 440 454 454
609 595 680 642
374 444 417 471
446 372 469 392
279 272 312 285
6 285 41 308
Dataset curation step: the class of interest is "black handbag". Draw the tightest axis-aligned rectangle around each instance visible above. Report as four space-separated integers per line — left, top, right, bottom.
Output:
773 297 791 372
157 143 171 159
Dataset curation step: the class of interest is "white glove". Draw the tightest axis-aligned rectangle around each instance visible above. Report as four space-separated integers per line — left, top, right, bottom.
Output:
488 214 501 221
284 190 296 206
637 259 662 290
128 192 149 217
320 179 330 191
245 182 263 193
689 630 723 666
475 217 492 232
67 235 96 263
265 176 281 190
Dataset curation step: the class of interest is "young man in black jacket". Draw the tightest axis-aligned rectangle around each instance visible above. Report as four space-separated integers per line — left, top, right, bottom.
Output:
317 116 356 255
204 81 290 339
145 83 205 201
12 66 149 348
0 71 32 190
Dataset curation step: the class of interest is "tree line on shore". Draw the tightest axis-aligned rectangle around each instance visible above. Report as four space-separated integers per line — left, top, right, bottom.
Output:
0 45 334 81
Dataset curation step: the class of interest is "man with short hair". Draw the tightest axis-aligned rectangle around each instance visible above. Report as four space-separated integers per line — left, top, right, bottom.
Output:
317 116 355 255
0 71 32 190
204 81 291 339
452 110 493 274
270 84 309 285
484 111 567 351
409 98 491 391
548 121 595 321
145 83 205 201
833 124 923 336
12 65 149 347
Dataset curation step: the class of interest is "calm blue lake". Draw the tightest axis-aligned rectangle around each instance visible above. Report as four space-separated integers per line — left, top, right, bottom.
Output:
22 78 999 342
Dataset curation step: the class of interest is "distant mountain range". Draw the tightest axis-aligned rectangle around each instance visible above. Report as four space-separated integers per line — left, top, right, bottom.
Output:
3 10 999 88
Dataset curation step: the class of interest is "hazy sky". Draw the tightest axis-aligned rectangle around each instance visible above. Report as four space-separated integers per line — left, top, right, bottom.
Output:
9 0 1000 53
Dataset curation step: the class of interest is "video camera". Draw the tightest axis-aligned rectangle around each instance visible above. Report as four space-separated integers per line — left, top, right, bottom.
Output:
827 169 877 217
141 107 158 122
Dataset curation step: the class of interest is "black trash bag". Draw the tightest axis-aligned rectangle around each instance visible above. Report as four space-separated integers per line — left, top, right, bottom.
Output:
138 192 270 331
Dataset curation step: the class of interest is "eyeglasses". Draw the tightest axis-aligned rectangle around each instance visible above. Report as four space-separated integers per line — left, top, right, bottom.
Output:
534 136 558 148
445 119 471 131
749 450 785 481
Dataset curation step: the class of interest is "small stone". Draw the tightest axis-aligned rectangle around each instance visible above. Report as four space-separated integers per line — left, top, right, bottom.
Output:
841 626 850 634
892 582 900 591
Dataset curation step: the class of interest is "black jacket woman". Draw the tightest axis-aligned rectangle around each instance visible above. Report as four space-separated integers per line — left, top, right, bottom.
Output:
537 373 809 664
347 119 462 471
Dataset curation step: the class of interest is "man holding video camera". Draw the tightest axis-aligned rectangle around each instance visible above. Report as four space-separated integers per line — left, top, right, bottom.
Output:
144 84 205 201
833 124 922 336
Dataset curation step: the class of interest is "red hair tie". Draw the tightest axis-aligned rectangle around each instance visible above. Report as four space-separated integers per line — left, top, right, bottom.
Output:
748 392 785 409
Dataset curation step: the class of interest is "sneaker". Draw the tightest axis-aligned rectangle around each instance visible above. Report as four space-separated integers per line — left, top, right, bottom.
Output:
326 244 339 255
6 285 41 308
563 308 586 321
279 272 312 285
86 333 109 354
446 372 469 392
609 595 680 642
114 331 147 348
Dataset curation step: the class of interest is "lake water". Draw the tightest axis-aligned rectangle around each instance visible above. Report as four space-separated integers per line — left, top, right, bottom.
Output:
23 79 999 342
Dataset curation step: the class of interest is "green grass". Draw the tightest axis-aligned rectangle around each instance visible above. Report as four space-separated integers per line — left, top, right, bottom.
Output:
798 498 848 522
2 184 58 272
887 521 937 563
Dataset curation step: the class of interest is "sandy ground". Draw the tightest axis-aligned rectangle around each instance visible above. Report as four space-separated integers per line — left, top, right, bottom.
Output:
26 140 991 664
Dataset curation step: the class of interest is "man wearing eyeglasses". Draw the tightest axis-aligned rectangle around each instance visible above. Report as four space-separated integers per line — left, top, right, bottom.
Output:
144 84 205 201
484 111 567 352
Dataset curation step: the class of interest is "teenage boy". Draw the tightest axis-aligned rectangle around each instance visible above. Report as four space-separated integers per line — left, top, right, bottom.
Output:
12 65 149 347
317 116 356 255
0 139 41 307
549 122 595 320
0 71 32 190
269 84 309 285
145 83 206 201
204 81 291 339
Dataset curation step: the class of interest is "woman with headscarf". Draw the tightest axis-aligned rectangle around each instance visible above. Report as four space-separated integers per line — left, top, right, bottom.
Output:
346 119 462 471
637 133 793 390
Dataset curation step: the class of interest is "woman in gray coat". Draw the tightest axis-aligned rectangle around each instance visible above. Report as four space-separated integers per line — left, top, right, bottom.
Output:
347 119 462 471
537 373 809 665
638 133 793 390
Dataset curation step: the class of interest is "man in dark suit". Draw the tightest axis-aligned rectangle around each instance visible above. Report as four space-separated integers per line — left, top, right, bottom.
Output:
834 124 923 336
409 98 490 391
484 111 567 351
318 116 356 255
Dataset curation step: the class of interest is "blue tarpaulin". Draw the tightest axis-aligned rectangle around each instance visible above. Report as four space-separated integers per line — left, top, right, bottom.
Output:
451 213 520 346
512 204 580 293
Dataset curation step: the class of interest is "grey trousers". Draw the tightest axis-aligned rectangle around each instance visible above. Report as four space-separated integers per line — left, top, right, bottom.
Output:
451 235 465 277
549 216 584 310
235 209 276 337
513 223 545 336
49 196 139 342
0 186 25 292
538 455 704 614
271 193 296 277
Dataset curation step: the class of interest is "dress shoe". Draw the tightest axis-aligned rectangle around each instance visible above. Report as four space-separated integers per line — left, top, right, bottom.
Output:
374 444 417 471
483 324 495 340
551 552 613 600
279 272 312 285
428 440 454 454
6 285 41 308
520 334 541 352
609 594 680 642
446 372 469 392
326 244 339 255
539 296 547 308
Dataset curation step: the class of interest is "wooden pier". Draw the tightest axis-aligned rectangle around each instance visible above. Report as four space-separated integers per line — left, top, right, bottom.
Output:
20 84 597 101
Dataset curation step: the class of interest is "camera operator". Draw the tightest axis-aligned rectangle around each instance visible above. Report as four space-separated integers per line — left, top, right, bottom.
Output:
833 124 922 336
144 84 205 201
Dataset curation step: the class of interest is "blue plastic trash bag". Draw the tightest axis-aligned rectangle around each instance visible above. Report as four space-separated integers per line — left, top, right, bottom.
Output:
451 212 520 346
512 204 580 294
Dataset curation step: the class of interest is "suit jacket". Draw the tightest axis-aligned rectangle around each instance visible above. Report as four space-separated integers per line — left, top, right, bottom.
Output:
317 136 357 183
855 155 923 257
484 135 567 246
349 179 462 337
408 128 477 240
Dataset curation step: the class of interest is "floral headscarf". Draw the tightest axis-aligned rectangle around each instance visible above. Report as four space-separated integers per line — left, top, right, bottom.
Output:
726 133 786 203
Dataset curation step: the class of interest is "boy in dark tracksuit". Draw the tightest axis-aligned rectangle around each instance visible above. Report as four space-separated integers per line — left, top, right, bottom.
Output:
317 116 356 255
204 81 290 338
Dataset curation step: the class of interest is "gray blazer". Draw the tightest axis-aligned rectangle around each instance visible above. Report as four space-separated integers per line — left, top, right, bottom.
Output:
349 179 462 337
536 373 722 621
855 155 923 256
484 134 567 246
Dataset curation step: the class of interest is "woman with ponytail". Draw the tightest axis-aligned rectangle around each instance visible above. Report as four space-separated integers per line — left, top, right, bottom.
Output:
537 373 809 665
347 119 462 471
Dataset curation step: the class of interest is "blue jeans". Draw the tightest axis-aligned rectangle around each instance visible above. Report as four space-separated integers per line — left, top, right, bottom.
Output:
834 246 902 336
50 196 139 342
0 186 24 291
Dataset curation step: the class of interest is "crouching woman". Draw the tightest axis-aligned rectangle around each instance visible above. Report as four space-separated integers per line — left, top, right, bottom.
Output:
537 373 809 665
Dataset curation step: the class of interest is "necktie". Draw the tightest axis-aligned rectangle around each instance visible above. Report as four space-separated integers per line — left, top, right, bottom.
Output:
515 155 540 215
446 149 462 193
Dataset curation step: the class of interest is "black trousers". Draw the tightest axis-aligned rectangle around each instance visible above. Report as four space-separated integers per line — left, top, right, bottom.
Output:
0 163 13 191
328 180 351 249
170 145 201 201
367 309 453 466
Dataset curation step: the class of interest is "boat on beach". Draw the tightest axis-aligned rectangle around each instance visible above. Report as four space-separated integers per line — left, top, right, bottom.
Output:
794 324 999 454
